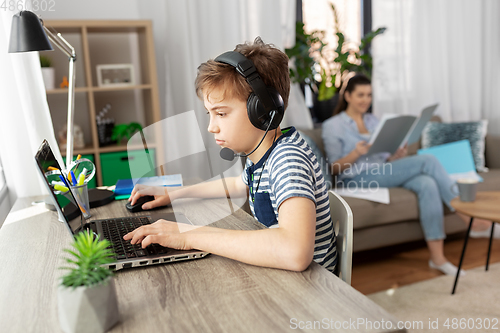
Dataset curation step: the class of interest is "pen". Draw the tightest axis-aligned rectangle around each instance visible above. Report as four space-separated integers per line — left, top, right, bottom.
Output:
77 168 87 186
59 175 69 186
70 170 77 186
68 155 81 183
54 184 69 192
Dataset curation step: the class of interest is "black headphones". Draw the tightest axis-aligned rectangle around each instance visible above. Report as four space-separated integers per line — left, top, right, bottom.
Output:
214 51 284 131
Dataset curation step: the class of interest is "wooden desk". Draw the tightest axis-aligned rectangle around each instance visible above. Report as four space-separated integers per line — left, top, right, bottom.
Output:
450 191 500 294
0 197 406 332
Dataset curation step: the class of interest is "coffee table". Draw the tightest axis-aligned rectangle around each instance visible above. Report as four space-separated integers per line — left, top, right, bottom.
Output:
450 191 500 294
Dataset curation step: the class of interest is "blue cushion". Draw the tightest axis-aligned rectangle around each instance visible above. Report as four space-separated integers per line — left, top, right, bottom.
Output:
298 131 333 185
421 120 488 172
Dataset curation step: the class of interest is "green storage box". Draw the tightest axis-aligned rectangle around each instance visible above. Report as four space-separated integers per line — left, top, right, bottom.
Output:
101 149 156 186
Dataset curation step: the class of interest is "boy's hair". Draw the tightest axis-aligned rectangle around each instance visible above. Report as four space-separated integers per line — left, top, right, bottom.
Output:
195 37 290 112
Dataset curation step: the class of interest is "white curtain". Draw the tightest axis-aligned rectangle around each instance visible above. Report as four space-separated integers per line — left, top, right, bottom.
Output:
371 0 500 135
0 10 63 204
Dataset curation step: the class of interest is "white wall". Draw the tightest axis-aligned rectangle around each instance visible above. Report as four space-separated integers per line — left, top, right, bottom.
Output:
40 0 141 20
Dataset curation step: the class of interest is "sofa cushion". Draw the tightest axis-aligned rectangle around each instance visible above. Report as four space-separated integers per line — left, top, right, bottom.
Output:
341 187 419 230
421 120 488 172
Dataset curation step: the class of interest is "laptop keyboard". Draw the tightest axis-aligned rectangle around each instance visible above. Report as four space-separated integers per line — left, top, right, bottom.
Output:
100 217 170 261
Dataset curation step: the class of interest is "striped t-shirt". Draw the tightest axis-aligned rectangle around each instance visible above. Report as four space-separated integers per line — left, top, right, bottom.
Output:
241 127 337 273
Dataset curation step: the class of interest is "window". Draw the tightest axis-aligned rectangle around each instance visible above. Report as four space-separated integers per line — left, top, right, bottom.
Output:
303 0 362 51
302 0 365 87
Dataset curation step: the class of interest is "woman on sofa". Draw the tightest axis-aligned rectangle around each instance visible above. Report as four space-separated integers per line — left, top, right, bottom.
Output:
322 74 476 276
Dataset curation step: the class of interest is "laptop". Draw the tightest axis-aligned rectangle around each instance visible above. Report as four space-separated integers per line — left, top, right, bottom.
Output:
35 139 209 271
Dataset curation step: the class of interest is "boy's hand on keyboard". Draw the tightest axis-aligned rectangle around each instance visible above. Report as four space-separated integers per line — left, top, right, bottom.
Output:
123 219 198 250
128 185 171 210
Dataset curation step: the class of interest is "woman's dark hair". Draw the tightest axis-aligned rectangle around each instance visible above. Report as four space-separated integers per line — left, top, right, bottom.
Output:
332 74 372 116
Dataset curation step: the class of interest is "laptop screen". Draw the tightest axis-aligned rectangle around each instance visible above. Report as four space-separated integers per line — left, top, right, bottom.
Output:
35 140 83 235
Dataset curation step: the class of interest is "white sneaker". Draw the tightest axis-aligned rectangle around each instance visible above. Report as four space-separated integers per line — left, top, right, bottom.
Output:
429 260 466 276
470 224 500 239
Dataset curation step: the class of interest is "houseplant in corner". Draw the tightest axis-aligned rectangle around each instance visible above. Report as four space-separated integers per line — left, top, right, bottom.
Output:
285 21 327 122
286 4 386 122
58 230 119 333
324 3 386 91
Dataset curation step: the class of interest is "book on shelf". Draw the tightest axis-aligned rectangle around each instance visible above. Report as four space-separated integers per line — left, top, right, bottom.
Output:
367 104 438 155
114 174 183 195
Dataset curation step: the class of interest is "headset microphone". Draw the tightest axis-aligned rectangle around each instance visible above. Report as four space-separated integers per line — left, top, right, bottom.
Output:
220 147 238 161
219 111 276 161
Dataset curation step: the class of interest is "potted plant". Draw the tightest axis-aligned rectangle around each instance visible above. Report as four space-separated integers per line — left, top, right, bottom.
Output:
58 230 119 333
111 122 143 145
285 22 325 97
323 4 386 93
285 21 331 123
286 4 386 122
40 55 55 90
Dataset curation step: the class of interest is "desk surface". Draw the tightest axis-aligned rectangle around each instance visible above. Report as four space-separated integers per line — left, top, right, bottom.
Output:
0 196 405 333
451 191 500 223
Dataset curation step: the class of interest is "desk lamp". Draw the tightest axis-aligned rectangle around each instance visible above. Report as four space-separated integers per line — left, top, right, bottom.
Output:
9 11 114 208
9 10 76 169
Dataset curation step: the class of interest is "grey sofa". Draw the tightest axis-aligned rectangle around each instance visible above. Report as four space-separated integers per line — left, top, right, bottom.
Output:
299 126 500 252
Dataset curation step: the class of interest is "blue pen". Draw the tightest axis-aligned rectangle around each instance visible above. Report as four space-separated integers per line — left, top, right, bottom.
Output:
70 170 77 186
59 175 69 187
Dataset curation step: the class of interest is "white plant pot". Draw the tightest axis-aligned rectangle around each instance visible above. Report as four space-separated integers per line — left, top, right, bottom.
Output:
58 277 119 333
41 67 55 90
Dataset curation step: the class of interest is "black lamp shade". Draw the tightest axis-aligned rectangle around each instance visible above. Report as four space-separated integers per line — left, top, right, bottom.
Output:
9 11 53 53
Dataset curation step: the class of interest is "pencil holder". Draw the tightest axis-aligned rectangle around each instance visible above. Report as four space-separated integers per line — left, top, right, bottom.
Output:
66 183 91 219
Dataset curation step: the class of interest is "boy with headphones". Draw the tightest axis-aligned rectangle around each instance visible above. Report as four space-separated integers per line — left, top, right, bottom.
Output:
125 37 337 273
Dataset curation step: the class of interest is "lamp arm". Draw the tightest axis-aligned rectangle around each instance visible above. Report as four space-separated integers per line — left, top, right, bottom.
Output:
43 26 77 170
65 57 76 170
42 26 75 59
54 33 75 58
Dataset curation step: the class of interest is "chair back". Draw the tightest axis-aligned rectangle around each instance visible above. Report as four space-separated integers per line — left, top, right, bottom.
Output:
328 191 353 285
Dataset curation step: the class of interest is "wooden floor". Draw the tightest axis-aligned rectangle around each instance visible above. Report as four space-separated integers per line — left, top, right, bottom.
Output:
351 232 500 295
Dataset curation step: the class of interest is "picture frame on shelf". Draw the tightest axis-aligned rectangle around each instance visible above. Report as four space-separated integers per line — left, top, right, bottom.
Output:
96 64 135 87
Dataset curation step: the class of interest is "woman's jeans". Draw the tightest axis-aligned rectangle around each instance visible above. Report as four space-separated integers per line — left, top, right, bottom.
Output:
343 155 457 241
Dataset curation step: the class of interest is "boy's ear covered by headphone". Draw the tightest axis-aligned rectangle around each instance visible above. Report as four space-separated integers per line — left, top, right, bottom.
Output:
214 51 285 161
214 51 284 131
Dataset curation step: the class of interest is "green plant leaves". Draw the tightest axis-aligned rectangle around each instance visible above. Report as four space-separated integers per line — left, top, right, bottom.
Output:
59 230 115 289
286 4 386 101
111 122 144 145
285 22 324 92
318 71 337 101
39 55 52 68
